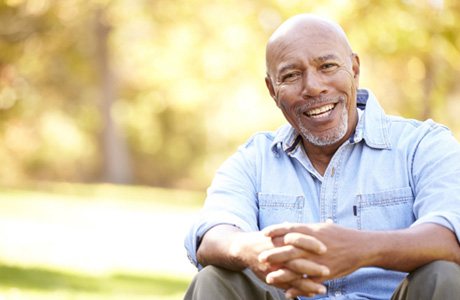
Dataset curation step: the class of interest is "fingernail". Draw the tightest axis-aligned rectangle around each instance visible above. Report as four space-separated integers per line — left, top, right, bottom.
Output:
318 286 327 294
258 263 267 271
258 254 266 263
322 267 330 276
319 244 327 253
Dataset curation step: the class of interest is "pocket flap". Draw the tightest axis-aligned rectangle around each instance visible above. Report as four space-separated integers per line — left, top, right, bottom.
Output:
258 193 305 209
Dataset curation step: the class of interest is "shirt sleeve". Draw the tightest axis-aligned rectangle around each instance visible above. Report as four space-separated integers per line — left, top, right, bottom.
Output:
184 137 261 268
410 121 460 242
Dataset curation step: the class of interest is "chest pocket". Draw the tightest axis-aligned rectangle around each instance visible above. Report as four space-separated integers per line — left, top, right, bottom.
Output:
258 193 304 229
356 187 414 230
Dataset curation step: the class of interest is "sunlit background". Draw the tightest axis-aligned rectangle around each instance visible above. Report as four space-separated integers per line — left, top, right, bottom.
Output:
0 0 459 299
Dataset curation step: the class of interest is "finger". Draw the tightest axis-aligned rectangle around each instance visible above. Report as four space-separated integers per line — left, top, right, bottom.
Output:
272 236 285 247
286 278 327 297
285 288 317 299
265 268 300 285
283 232 327 254
285 279 327 298
268 281 291 290
258 245 303 264
285 258 330 277
263 223 311 237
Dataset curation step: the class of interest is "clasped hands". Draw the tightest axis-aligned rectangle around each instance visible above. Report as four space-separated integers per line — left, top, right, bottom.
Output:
255 222 363 299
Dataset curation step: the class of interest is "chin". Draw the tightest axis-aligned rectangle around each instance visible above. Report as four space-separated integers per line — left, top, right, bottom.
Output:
300 125 348 147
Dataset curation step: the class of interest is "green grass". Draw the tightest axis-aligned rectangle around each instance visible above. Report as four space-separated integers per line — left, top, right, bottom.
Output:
0 263 189 297
0 182 201 299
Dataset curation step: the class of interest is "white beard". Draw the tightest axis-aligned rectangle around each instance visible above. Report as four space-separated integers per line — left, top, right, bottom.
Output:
297 102 348 147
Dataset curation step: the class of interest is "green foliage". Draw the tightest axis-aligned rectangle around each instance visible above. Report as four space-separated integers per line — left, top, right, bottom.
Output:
1 0 459 188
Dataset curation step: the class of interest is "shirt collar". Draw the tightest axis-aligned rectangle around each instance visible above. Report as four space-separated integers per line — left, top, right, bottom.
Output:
353 89 391 149
271 88 391 155
271 125 302 156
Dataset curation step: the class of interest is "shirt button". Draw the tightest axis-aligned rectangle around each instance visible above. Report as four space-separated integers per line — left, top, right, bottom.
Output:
331 167 335 177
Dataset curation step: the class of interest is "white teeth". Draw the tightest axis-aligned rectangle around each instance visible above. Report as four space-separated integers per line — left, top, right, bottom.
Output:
306 104 335 117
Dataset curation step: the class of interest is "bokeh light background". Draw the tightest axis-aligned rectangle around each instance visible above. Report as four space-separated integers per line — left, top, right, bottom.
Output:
0 0 459 299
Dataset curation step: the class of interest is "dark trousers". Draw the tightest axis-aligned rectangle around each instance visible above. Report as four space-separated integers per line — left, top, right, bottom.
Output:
391 260 460 300
184 260 460 300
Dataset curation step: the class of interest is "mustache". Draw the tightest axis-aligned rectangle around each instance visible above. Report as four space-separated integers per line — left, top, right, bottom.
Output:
295 95 346 114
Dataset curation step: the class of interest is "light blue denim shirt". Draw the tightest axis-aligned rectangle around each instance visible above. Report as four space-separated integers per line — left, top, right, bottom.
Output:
185 89 460 299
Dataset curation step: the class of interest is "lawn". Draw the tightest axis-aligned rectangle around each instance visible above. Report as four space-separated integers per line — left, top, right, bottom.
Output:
0 183 204 299
0 263 191 300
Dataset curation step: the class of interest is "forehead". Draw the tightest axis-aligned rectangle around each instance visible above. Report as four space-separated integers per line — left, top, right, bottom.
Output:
267 24 350 73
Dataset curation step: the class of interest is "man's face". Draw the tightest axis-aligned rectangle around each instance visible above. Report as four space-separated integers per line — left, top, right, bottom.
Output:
266 26 360 148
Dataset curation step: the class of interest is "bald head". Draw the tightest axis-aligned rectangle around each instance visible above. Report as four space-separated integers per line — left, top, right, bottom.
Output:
263 14 361 150
266 14 353 76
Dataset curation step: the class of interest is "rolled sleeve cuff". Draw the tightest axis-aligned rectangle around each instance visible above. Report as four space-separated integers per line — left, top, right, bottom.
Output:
184 212 256 269
411 211 460 242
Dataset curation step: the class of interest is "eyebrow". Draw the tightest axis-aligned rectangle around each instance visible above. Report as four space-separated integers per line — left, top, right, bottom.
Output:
277 64 297 75
277 54 340 75
313 54 340 63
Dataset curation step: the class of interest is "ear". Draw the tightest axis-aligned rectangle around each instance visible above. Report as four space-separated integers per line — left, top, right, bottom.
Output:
265 75 279 106
351 53 360 88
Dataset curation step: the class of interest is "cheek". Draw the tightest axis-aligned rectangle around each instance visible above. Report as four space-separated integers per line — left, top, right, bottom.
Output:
278 99 301 125
279 101 288 112
276 86 294 108
279 101 297 118
334 68 356 90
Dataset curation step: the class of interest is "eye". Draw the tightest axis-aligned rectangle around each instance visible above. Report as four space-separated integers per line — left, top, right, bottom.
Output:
320 63 338 71
281 72 301 82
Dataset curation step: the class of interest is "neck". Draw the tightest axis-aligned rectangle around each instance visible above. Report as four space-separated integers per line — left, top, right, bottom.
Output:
302 141 341 176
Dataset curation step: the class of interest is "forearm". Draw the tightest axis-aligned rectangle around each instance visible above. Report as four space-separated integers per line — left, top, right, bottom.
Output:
364 223 460 272
196 224 248 270
196 223 287 282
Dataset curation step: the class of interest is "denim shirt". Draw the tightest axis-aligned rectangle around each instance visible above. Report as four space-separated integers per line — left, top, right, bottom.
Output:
184 89 460 299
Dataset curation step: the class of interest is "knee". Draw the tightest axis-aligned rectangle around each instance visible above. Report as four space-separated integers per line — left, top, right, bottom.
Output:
409 260 460 294
192 265 231 285
191 265 254 290
184 266 234 300
411 260 460 285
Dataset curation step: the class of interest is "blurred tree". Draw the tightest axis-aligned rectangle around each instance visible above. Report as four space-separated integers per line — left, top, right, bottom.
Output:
0 0 459 189
0 0 133 184
341 0 460 124
95 5 132 184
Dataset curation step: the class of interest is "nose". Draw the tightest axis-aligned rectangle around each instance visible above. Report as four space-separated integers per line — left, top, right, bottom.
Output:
301 70 327 98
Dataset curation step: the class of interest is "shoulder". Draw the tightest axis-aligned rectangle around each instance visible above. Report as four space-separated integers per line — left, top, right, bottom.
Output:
385 116 459 161
387 115 451 140
241 131 276 148
240 124 292 150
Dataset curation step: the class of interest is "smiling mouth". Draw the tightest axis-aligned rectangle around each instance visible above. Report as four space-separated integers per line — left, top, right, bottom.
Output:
305 103 336 118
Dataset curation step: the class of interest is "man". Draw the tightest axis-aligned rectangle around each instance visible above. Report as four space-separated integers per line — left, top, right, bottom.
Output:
184 14 460 299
